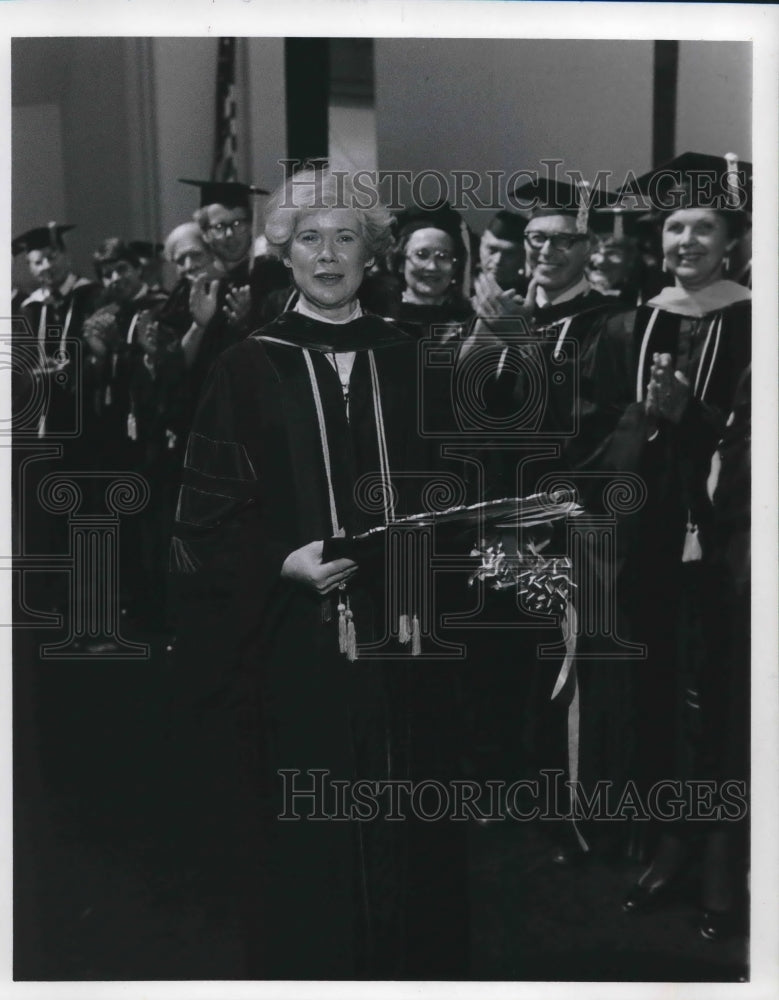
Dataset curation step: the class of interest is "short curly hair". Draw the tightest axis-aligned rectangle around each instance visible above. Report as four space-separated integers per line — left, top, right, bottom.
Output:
264 168 393 260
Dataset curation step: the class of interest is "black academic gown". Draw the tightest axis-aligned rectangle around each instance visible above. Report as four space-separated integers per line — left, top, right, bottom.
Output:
167 310 468 979
13 278 102 611
189 255 292 400
488 289 633 496
601 286 751 817
457 288 636 841
17 277 102 453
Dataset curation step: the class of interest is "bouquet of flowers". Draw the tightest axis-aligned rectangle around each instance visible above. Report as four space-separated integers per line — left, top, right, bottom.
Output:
468 532 575 618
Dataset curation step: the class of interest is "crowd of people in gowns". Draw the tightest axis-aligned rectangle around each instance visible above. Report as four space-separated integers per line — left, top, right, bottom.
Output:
11 149 752 978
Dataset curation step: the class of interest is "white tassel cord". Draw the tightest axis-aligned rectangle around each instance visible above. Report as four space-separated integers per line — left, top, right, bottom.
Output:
303 348 396 661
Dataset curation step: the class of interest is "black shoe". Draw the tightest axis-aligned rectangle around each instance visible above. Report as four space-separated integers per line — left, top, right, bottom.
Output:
622 876 680 914
698 908 734 941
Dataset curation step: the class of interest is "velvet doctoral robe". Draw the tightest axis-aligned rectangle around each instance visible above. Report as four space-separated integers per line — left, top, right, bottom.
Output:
167 309 468 980
601 283 751 809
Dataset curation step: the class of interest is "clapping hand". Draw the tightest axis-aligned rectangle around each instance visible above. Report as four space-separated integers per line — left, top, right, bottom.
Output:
83 309 120 361
645 352 690 424
470 273 538 337
189 274 220 328
136 312 161 358
472 272 538 326
461 275 539 359
224 285 251 327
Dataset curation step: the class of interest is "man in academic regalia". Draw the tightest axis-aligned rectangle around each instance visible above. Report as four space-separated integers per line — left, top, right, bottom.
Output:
587 205 670 307
473 208 528 298
462 177 634 494
12 225 102 613
86 238 170 465
85 238 179 627
14 224 102 453
458 179 636 858
178 179 291 392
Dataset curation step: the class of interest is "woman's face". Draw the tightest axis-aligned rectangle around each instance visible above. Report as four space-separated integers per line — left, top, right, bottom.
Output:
285 208 372 320
662 208 735 291
403 228 457 305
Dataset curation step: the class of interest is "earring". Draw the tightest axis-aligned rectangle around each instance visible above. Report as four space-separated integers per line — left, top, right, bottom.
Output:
723 254 731 274
661 258 668 273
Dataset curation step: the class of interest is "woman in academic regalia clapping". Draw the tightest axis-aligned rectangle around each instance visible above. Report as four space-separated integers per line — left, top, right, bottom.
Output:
603 152 751 938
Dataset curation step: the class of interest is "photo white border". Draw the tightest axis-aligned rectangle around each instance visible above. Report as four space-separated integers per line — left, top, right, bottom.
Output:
1 2 777 999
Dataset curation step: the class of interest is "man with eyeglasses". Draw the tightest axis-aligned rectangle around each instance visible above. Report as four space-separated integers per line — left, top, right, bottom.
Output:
179 179 290 393
463 178 631 474
459 179 635 861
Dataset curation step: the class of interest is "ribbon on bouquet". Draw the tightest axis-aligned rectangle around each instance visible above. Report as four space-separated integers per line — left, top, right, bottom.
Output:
550 602 588 852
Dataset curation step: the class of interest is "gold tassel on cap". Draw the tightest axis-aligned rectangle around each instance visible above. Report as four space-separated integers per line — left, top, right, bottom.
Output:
613 207 624 240
575 180 591 235
724 152 740 209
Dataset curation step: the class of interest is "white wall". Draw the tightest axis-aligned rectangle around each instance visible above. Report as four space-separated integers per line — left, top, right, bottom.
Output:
676 41 751 163
375 38 655 232
12 103 66 293
246 37 288 194
152 38 220 242
12 37 288 286
152 37 288 245
374 38 751 233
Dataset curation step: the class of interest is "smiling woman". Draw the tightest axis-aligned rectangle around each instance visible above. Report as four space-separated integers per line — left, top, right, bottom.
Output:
602 152 752 934
284 207 374 318
168 168 469 979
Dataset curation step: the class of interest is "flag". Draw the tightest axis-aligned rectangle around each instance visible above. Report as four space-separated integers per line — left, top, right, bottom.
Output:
213 37 238 182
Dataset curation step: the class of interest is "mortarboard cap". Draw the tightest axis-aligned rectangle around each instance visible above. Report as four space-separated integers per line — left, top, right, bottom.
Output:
511 177 615 233
179 178 270 210
589 204 652 240
393 201 472 296
12 222 75 256
485 209 527 243
619 151 752 216
393 201 467 245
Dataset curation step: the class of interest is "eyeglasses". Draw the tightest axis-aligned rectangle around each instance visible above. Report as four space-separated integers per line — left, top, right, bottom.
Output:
524 232 589 252
206 219 250 238
406 248 457 266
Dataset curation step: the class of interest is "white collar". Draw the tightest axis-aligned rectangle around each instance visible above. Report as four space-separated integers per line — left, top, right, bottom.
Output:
294 296 363 325
536 275 591 309
646 279 751 317
22 271 84 306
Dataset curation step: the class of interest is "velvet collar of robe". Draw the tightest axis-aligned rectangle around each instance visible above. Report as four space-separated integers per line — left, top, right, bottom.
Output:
646 278 751 317
254 309 411 353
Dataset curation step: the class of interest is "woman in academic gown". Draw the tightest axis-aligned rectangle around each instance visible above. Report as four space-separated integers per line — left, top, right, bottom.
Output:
387 203 474 337
602 153 751 932
167 169 468 980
